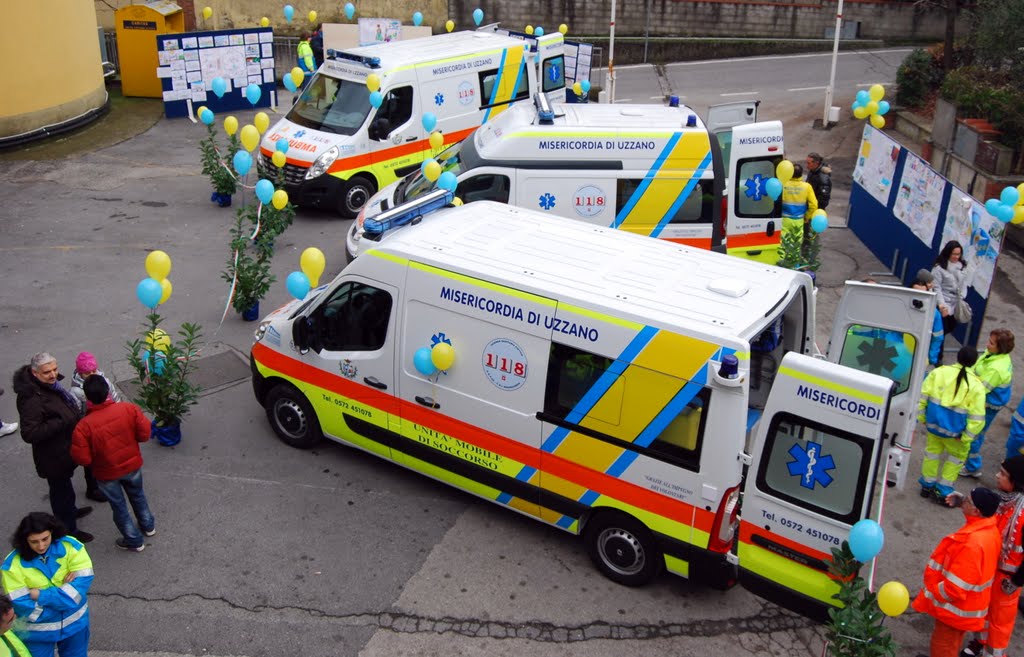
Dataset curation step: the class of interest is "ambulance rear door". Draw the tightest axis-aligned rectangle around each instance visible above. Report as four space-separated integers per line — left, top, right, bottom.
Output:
824 281 935 489
738 352 893 622
724 121 784 264
536 34 566 106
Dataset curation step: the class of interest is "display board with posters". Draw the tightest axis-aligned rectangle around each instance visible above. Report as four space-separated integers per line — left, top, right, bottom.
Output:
940 191 1004 299
852 124 900 206
892 151 944 246
156 27 275 118
358 18 401 46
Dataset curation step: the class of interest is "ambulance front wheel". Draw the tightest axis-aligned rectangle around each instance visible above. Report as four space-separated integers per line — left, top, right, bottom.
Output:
266 384 323 448
584 511 662 587
338 175 376 218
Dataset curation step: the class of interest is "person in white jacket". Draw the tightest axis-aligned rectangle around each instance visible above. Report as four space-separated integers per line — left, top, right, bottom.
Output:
931 240 970 342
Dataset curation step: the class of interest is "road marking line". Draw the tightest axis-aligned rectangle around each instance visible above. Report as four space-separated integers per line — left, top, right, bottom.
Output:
663 48 913 68
721 91 759 96
649 95 665 99
789 86 826 92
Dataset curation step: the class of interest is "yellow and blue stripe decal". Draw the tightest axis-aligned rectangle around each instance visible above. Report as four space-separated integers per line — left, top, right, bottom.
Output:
611 132 713 237
483 46 527 123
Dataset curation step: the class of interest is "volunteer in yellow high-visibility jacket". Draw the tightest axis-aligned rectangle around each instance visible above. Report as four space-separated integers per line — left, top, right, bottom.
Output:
779 163 817 267
919 346 987 501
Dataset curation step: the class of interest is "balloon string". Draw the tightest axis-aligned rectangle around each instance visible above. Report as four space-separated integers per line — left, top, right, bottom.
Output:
250 203 262 240
217 249 240 332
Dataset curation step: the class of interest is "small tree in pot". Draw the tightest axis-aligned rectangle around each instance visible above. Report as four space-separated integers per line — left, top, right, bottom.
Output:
823 542 898 657
199 116 239 207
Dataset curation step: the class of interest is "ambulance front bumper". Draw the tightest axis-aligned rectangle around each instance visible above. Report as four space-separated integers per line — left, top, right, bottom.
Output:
259 153 343 210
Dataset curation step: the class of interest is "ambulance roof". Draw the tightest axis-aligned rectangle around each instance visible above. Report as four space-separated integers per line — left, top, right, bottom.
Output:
373 202 808 344
342 31 526 71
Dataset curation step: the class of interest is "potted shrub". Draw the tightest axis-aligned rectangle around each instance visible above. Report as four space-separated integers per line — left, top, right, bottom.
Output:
199 122 239 207
126 313 203 446
823 542 897 657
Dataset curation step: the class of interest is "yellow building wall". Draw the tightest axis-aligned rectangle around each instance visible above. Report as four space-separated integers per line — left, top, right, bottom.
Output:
1 1 106 138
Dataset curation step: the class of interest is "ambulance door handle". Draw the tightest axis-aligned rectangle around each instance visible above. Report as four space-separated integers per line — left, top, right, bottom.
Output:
415 395 440 409
363 377 387 390
405 136 417 142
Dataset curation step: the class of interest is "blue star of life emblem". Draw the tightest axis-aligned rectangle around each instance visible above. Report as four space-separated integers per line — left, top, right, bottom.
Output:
295 130 306 138
431 332 452 346
786 440 835 490
548 65 561 82
435 93 445 106
744 173 767 201
539 193 556 210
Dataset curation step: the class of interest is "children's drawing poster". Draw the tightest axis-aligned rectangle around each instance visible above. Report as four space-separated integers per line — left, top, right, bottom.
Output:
893 152 945 246
852 124 900 206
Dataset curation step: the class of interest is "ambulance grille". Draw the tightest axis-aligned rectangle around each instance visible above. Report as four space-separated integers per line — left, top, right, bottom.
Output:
260 153 308 186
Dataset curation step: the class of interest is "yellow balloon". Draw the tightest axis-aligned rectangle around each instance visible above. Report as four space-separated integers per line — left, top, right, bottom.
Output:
559 24 568 35
145 250 172 281
290 67 305 88
366 73 381 93
525 25 534 35
254 111 270 134
159 278 173 305
308 10 317 23
445 19 455 32
1016 182 1024 205
853 105 869 120
240 124 260 152
870 114 886 129
572 82 582 96
424 159 441 182
812 209 827 220
202 6 212 20
224 115 238 136
869 84 885 102
260 16 270 27
865 100 879 115
146 329 171 352
431 343 455 371
775 160 794 184
272 151 287 168
272 189 289 210
300 247 326 287
429 131 444 150
1013 206 1024 225
877 581 910 617
452 197 463 206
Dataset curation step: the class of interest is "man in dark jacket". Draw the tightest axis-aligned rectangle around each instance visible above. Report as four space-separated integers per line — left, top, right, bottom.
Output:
806 152 832 210
12 353 94 542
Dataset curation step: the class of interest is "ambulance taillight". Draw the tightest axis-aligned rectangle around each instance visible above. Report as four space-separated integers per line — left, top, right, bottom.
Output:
720 196 728 242
707 485 740 553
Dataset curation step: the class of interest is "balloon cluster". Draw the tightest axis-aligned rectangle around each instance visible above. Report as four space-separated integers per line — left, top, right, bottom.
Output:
985 184 1024 225
344 3 355 20
272 137 289 168
286 248 326 300
136 251 174 310
852 84 890 130
283 67 304 93
759 160 829 232
366 73 382 108
420 156 457 192
413 335 456 377
197 105 214 126
571 79 591 98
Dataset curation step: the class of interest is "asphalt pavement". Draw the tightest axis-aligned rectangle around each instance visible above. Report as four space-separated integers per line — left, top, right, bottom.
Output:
2 67 1024 657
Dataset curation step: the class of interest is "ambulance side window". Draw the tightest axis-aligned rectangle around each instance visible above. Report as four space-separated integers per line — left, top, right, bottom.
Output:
313 282 392 352
736 158 777 217
837 325 917 395
668 179 714 224
542 55 565 93
615 179 643 215
479 69 530 108
456 174 511 204
756 412 871 523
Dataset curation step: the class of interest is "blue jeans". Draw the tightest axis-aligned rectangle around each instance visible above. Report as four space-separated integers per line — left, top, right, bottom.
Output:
96 468 154 548
24 624 89 657
964 407 1000 474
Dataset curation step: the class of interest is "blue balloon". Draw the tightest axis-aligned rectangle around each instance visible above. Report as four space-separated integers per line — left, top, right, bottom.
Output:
422 112 437 132
856 90 870 105
473 8 484 26
283 74 297 93
344 2 355 20
286 271 311 300
848 518 884 562
275 138 289 154
985 198 1002 217
877 100 891 116
765 177 783 201
140 349 166 376
369 91 383 108
580 80 591 94
810 213 828 234
997 203 1015 223
1000 186 1020 207
245 83 262 106
233 150 252 176
535 26 545 36
136 278 163 309
283 4 294 22
255 179 275 204
437 171 457 191
413 11 423 26
413 347 437 376
211 77 227 98
200 108 214 125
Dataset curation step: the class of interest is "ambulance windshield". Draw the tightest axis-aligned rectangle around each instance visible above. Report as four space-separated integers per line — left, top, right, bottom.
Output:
400 138 480 202
286 75 372 136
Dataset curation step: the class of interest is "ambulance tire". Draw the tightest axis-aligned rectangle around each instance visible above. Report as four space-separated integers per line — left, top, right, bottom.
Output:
338 175 376 218
266 384 323 448
584 511 662 587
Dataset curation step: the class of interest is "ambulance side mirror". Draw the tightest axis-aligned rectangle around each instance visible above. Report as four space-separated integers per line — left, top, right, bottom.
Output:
369 118 392 141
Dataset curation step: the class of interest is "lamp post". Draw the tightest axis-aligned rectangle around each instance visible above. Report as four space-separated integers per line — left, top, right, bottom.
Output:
823 0 844 126
608 0 617 103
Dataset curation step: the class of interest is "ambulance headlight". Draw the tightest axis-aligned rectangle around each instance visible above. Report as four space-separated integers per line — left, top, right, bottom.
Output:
306 146 340 180
255 320 272 342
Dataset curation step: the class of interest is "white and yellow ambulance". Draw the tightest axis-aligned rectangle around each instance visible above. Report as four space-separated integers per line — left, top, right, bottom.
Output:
250 199 934 620
346 95 785 262
259 30 565 217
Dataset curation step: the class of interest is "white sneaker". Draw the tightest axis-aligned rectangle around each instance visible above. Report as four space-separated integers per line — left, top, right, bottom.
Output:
0 422 18 437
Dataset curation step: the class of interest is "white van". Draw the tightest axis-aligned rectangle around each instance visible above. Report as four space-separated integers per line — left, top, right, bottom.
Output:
251 200 934 620
258 30 565 217
346 96 785 262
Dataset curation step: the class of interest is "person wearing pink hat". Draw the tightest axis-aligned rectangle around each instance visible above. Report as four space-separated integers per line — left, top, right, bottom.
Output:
70 352 121 504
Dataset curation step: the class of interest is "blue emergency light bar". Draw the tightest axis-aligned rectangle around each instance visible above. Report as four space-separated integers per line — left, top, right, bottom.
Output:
363 189 455 236
534 93 554 125
325 50 382 68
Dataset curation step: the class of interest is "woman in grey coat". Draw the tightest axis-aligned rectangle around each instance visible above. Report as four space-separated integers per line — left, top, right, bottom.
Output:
931 240 970 337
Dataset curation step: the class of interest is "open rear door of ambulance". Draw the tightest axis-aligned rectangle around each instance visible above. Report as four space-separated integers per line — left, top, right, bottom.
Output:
738 352 894 622
723 121 784 264
824 281 935 490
